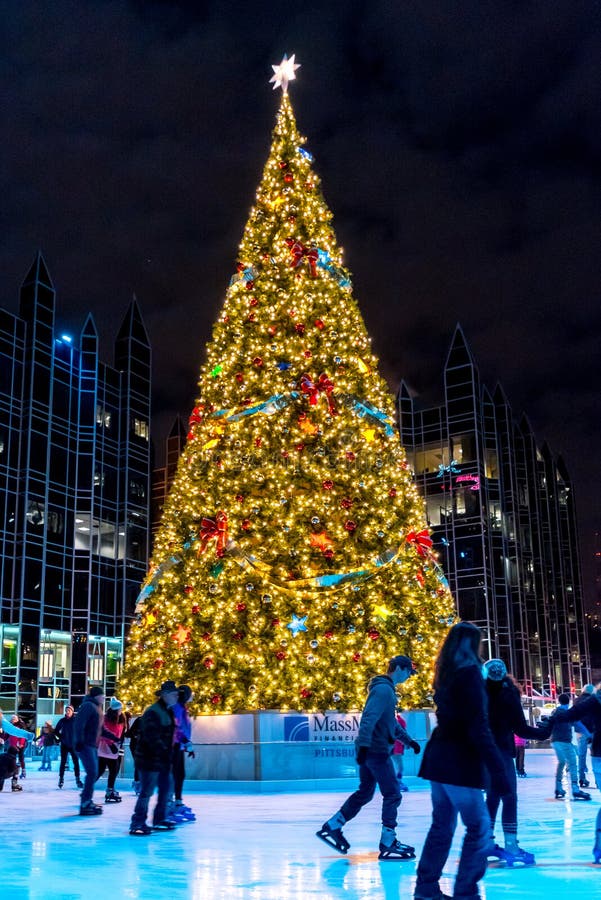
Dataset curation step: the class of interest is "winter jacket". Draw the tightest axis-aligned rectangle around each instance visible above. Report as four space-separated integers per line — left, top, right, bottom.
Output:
54 715 76 749
418 663 510 792
173 702 192 746
98 711 126 761
554 694 601 757
393 714 407 755
485 678 551 756
134 699 175 773
74 695 104 750
0 750 19 782
550 705 574 743
37 726 57 748
572 692 596 737
356 675 413 755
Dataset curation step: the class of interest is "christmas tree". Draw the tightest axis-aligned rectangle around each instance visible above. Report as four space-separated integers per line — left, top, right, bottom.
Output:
119 57 455 714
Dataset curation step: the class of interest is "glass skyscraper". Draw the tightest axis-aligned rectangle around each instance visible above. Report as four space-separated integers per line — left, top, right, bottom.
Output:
0 254 151 728
398 326 589 698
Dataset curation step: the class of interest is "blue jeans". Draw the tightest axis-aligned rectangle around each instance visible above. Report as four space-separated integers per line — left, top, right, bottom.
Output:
340 752 401 829
130 768 172 828
552 741 578 792
77 745 99 805
576 734 589 780
485 751 517 839
41 745 53 768
415 781 490 900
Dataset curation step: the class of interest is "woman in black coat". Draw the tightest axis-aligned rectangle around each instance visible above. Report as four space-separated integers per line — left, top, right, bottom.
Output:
414 622 510 900
482 659 551 865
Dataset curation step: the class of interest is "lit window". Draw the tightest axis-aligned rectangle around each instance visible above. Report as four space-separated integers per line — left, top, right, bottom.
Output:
133 418 149 441
96 405 112 429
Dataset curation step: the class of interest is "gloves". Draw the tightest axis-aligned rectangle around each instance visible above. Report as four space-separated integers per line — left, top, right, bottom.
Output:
356 746 368 765
187 749 196 759
409 740 421 754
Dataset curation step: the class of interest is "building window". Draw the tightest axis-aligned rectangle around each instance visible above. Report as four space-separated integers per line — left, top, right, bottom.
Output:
129 478 146 500
26 501 44 527
133 418 149 441
94 470 105 488
484 449 498 479
96 405 112 429
451 433 476 463
413 443 449 475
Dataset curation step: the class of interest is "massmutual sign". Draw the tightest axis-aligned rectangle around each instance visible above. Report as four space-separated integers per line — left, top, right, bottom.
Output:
284 712 360 743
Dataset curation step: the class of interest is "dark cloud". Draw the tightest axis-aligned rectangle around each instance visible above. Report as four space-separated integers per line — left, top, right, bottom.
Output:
2 0 600 599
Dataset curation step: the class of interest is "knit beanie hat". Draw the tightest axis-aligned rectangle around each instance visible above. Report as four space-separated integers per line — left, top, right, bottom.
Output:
109 697 123 711
89 686 104 698
483 659 507 682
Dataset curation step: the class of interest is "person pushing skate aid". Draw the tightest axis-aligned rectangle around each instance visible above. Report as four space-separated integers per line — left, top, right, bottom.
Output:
316 655 421 859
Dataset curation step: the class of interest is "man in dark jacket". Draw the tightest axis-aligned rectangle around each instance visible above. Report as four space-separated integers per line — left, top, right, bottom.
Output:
317 655 421 859
55 705 83 790
74 686 105 815
129 679 178 836
573 684 595 787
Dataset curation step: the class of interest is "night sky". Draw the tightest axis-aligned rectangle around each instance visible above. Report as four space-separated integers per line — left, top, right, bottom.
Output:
2 2 600 603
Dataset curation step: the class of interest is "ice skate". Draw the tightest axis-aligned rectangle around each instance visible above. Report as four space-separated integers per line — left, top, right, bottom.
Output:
378 838 415 860
555 788 566 799
130 823 153 836
487 843 513 864
105 789 122 803
572 789 591 801
502 844 536 866
316 821 350 854
173 802 196 822
19 771 26 780
579 779 590 788
152 819 177 830
79 802 103 815
58 778 64 788
11 777 23 792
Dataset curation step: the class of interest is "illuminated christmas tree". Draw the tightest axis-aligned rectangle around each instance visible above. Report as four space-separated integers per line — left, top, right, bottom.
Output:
119 57 455 714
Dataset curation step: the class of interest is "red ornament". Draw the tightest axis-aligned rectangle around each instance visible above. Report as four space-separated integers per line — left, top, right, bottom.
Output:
210 695 221 705
279 161 288 169
300 373 336 415
241 518 251 530
192 604 200 615
346 451 356 461
184 585 194 594
235 373 244 383
276 650 287 660
153 658 164 669
236 602 247 612
189 406 204 425
284 173 293 183
242 397 252 406
233 632 243 641
353 652 362 662
203 657 215 669
246 280 254 290
236 262 245 272
300 687 312 699
288 215 296 224
235 494 244 503
389 488 397 497
341 498 352 509
187 431 195 442
406 529 433 558
304 349 312 358
325 631 333 640
295 323 306 335
249 296 258 307
202 631 212 641
268 325 277 336
368 630 380 641
253 356 263 367
295 443 305 452
322 480 334 490
344 520 357 532
281 450 289 459
323 548 334 559
271 619 280 628
314 318 325 330
416 570 425 587
246 313 256 323
255 437 262 448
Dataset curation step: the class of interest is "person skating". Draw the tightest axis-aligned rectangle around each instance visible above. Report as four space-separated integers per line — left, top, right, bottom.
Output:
97 697 126 803
317 655 421 860
392 710 409 792
73 686 105 815
414 622 511 900
55 706 83 789
129 680 179 836
0 746 23 792
36 721 57 771
7 715 29 780
549 693 591 801
551 684 601 862
572 684 595 788
481 659 551 867
170 685 196 823
514 734 527 778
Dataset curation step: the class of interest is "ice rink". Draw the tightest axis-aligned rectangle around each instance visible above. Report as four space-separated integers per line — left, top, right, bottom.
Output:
1 748 599 899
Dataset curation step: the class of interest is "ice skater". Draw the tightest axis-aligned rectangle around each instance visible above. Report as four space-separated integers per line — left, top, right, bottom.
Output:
481 659 551 866
7 715 29 780
55 706 83 789
550 693 591 801
392 710 409 792
414 622 510 900
514 734 527 777
0 746 23 792
97 697 126 803
129 680 179 836
169 684 196 823
36 721 56 771
572 684 595 787
317 654 421 860
74 686 105 815
550 683 601 862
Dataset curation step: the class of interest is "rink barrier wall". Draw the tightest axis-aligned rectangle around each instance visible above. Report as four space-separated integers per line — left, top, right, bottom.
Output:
122 709 436 785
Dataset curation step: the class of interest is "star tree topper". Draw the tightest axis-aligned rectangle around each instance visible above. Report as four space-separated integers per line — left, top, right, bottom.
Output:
269 53 300 92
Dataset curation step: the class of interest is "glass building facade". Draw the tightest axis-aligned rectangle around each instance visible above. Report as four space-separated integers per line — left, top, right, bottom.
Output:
0 254 151 728
398 326 590 698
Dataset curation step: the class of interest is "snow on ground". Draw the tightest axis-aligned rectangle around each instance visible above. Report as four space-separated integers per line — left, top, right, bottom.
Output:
0 749 599 899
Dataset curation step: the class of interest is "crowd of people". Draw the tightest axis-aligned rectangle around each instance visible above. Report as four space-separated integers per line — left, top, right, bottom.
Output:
0 681 197 834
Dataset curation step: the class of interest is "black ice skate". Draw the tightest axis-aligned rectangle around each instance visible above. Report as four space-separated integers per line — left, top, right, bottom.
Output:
58 779 64 789
105 789 122 803
80 802 103 815
316 822 350 854
554 788 566 799
579 779 590 788
11 777 23 792
572 789 591 801
378 838 415 860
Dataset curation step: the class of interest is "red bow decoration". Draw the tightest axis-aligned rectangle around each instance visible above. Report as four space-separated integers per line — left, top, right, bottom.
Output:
198 511 228 556
300 373 337 416
405 529 433 558
285 238 319 277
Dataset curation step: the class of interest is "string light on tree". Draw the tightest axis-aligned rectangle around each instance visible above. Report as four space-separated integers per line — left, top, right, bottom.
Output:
118 56 455 715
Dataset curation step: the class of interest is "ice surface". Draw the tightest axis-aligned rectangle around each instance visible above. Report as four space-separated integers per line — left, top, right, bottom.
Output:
0 748 599 899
